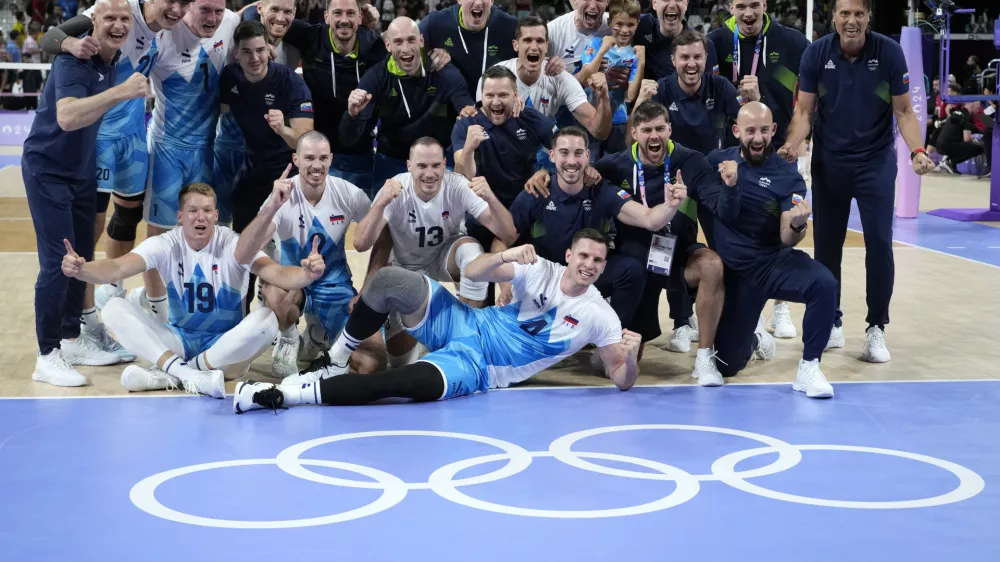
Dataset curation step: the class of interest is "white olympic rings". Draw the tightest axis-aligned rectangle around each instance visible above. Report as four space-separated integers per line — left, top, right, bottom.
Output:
129 425 986 529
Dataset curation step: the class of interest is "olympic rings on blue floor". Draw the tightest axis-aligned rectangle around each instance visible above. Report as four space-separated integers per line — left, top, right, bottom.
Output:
129 425 986 529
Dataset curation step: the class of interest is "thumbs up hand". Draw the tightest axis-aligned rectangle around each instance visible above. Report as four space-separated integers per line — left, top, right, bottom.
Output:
300 235 326 281
62 239 86 278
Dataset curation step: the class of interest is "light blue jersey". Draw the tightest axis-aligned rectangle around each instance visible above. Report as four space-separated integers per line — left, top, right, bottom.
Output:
149 11 241 149
265 175 371 337
85 0 160 140
580 39 638 125
409 258 622 399
132 226 265 356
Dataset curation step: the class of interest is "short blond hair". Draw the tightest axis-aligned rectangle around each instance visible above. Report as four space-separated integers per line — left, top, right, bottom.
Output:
178 183 217 209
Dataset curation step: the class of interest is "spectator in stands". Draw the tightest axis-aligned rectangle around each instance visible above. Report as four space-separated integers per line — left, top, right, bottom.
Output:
45 5 66 30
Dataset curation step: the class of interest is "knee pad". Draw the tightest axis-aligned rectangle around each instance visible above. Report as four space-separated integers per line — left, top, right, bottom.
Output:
363 267 429 314
106 202 144 242
454 242 487 301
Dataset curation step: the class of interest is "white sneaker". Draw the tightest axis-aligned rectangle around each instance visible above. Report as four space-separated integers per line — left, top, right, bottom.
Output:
181 369 227 399
84 324 136 363
272 335 300 379
32 349 88 387
666 324 698 353
94 283 126 310
282 360 348 386
61 332 121 366
753 327 776 361
691 350 724 387
825 326 845 350
861 326 891 363
297 315 329 363
234 380 285 414
769 303 797 339
121 365 180 392
793 358 834 398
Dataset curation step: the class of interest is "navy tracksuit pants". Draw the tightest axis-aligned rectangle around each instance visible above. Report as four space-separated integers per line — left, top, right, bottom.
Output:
593 252 646 327
23 169 97 355
811 150 896 329
715 248 836 377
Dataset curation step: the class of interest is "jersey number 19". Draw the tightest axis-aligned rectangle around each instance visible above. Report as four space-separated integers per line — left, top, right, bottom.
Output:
184 282 216 313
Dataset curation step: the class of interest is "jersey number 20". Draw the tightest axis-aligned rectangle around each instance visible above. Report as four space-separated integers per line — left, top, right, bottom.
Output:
415 226 443 247
183 282 215 313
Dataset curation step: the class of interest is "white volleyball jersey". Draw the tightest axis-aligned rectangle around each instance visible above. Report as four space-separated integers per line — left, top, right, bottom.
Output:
477 58 589 118
265 175 371 287
85 0 160 139
149 11 241 149
546 12 610 69
381 171 489 271
131 226 266 334
479 258 622 389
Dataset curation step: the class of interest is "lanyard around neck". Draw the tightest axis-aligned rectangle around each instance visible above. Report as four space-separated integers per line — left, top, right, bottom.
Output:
633 151 670 208
732 25 763 84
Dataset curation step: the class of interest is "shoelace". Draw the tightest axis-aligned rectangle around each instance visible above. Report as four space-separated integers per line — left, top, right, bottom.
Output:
869 330 886 348
50 350 73 371
252 386 287 415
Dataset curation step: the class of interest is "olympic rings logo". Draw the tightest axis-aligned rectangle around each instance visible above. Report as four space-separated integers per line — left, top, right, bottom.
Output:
129 425 986 529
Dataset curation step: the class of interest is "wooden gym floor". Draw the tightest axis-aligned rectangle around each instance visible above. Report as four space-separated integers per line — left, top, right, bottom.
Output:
1 149 999 397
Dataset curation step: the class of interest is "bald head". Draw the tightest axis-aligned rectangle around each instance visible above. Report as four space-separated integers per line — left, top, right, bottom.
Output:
385 16 423 75
91 0 132 56
733 101 776 164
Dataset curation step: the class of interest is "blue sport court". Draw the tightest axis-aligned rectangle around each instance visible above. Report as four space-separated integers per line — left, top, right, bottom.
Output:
1 380 997 561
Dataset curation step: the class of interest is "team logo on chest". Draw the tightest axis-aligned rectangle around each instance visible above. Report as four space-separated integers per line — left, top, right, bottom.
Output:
329 214 345 224
441 211 450 220
769 51 780 64
516 128 527 141
264 93 275 106
212 264 219 274
868 59 879 71
563 315 580 328
213 40 224 52
182 50 192 63
582 199 592 211
705 98 715 110
532 293 548 309
407 210 417 223
759 176 771 188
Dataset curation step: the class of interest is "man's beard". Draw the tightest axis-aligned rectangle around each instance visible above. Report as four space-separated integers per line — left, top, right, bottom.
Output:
741 141 773 165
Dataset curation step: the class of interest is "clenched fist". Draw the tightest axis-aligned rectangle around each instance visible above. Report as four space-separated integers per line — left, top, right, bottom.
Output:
788 196 812 229
636 79 658 105
718 160 739 187
265 109 286 134
347 89 372 118
739 75 760 102
776 144 797 162
619 329 642 358
465 125 487 151
121 73 151 100
469 176 495 202
376 178 403 207
501 244 537 265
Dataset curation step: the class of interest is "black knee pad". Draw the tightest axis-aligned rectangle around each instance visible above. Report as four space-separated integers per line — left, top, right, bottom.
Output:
106 202 144 242
96 191 111 212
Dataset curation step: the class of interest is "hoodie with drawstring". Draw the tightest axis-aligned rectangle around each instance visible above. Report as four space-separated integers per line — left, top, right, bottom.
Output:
420 4 518 96
708 14 809 148
339 56 475 161
281 23 388 156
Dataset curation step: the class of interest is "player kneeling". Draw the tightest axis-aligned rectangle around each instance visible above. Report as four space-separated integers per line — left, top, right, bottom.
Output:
237 131 386 377
61 184 326 397
233 229 641 413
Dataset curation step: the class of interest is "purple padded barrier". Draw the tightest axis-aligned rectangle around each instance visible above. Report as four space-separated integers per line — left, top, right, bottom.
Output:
895 26 927 219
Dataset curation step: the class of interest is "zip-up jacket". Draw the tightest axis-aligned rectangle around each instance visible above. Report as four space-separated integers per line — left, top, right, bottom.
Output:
420 4 518 95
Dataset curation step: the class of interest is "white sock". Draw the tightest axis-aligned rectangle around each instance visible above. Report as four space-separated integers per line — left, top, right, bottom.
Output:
147 295 169 323
280 324 298 339
161 353 207 383
194 308 278 371
81 308 102 332
329 330 363 366
279 381 321 405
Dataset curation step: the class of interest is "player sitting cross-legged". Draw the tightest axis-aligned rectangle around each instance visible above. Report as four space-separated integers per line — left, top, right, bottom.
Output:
234 228 642 413
61 183 326 397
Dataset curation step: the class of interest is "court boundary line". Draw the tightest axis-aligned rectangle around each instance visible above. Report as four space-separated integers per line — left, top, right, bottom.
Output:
855 226 1000 270
1 377 997 400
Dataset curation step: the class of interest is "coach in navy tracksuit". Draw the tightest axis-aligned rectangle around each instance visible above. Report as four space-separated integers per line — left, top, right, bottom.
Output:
779 0 934 363
634 2 719 80
707 102 837 396
22 0 148 386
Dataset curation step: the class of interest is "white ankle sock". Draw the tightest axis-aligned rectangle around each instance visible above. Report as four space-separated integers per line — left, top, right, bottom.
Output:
161 353 205 383
696 347 713 359
81 308 102 332
280 381 322 405
280 325 298 339
329 331 363 366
